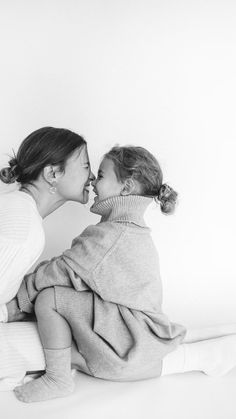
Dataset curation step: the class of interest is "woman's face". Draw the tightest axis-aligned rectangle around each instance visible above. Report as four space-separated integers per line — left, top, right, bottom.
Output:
92 158 124 203
56 146 95 204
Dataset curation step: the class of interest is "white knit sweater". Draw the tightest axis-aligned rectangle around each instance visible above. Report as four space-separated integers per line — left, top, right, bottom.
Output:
0 190 45 321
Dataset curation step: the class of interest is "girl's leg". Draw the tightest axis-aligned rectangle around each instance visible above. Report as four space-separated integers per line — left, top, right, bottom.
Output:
14 288 74 403
162 334 236 376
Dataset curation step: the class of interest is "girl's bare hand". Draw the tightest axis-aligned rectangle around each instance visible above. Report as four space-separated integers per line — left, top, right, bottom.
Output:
6 298 27 322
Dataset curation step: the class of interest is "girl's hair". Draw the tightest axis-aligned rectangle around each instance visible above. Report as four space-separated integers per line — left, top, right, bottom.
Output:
0 127 86 185
104 146 178 215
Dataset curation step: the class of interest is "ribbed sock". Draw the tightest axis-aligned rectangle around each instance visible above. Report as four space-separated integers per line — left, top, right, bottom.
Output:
162 334 236 377
14 347 74 402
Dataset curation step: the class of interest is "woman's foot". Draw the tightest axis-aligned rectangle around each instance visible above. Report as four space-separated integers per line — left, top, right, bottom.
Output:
184 334 236 376
162 334 236 377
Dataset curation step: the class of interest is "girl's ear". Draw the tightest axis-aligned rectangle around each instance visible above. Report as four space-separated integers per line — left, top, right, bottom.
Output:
120 178 136 196
42 165 63 184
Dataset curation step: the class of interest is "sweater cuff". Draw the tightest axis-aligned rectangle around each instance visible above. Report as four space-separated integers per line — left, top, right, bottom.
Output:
17 280 34 314
0 304 8 322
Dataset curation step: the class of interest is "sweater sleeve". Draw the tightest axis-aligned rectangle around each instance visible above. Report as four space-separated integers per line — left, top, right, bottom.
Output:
17 256 91 313
17 223 122 313
0 239 30 305
0 193 45 307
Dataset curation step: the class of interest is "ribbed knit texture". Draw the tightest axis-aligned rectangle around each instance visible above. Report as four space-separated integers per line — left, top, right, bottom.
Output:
17 195 186 381
14 347 74 402
0 190 45 321
90 194 151 227
0 322 45 390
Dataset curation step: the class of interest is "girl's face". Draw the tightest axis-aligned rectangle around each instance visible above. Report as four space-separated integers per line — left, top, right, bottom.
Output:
92 158 124 203
56 146 95 204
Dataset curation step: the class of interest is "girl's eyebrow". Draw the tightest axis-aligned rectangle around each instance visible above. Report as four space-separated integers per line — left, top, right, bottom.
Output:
98 169 104 174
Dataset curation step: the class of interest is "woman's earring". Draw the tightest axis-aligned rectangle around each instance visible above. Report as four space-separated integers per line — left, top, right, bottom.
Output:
49 182 57 194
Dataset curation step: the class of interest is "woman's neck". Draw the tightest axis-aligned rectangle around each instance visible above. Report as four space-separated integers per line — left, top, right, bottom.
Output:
20 183 66 219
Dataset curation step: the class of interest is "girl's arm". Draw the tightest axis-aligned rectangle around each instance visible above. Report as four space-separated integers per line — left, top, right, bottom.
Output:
15 223 119 314
16 255 90 313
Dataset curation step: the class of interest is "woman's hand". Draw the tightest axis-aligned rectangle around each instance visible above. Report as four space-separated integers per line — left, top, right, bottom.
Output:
6 298 28 322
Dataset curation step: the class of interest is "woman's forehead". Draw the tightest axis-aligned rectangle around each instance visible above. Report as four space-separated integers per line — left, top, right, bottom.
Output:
72 145 89 162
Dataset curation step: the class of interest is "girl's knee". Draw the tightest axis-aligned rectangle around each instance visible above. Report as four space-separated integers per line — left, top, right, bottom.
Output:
35 288 56 317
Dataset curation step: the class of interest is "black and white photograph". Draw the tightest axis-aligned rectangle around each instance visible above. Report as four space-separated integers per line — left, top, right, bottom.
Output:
0 1 236 418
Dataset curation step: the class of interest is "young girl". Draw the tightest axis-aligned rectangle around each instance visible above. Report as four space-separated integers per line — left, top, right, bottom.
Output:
10 146 236 403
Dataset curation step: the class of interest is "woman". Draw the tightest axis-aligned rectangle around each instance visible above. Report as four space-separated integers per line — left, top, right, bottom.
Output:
0 126 94 320
0 126 94 389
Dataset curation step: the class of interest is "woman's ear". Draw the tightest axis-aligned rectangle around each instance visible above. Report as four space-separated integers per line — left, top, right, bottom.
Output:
120 178 136 196
42 165 62 185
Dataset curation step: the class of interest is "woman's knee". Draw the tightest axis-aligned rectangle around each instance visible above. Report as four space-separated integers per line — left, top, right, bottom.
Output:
34 288 56 317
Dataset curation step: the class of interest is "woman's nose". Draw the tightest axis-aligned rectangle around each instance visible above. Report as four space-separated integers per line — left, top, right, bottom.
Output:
89 171 96 184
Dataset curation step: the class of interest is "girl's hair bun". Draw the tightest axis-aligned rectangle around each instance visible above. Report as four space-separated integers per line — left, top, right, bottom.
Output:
0 157 21 184
156 183 178 215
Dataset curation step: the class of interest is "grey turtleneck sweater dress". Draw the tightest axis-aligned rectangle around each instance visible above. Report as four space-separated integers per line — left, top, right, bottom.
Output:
17 195 186 381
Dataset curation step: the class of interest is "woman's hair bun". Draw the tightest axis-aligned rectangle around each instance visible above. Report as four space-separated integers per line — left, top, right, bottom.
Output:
157 183 178 215
0 157 21 184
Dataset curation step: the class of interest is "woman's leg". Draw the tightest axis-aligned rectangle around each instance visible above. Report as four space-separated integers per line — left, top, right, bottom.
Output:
162 334 236 376
183 323 236 343
14 288 74 403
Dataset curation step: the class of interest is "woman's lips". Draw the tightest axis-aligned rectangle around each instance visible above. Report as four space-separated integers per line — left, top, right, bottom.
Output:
84 183 91 193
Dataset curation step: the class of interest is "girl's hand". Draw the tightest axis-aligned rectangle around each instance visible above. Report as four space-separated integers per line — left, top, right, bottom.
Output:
7 298 27 322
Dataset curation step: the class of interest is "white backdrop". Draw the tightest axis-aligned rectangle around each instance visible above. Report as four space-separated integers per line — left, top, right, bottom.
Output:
0 0 235 329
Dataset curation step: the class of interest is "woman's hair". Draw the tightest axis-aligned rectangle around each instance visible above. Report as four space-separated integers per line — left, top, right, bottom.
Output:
0 127 86 185
104 146 178 215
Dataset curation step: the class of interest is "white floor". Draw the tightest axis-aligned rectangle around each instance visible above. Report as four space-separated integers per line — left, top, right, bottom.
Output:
1 367 236 419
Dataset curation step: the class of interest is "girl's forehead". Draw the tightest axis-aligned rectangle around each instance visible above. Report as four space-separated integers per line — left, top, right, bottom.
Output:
99 158 114 172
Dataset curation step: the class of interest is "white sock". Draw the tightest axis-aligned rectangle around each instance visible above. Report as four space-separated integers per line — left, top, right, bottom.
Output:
162 334 236 377
162 345 186 375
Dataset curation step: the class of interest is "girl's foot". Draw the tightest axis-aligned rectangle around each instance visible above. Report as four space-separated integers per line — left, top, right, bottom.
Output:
14 347 74 403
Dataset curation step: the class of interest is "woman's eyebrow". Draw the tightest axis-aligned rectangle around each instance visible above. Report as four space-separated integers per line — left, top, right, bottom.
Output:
98 169 104 175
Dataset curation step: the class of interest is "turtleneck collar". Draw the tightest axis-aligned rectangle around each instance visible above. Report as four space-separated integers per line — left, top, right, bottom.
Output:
90 195 153 227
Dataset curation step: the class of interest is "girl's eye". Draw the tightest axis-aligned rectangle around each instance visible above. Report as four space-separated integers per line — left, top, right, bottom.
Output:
82 165 90 169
